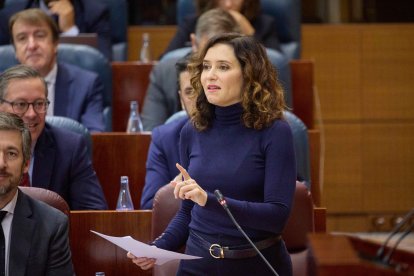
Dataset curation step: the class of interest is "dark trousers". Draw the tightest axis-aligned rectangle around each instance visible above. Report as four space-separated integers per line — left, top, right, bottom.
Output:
176 230 292 276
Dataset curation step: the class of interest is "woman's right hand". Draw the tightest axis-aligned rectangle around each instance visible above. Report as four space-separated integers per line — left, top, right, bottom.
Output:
127 252 156 270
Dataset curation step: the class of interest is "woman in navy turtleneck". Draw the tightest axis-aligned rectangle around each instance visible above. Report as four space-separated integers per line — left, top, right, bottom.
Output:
129 33 296 276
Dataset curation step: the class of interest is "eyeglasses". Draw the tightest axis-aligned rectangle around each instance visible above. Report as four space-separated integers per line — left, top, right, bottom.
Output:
0 99 50 114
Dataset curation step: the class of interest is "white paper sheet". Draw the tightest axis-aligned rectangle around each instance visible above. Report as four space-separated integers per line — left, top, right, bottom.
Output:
90 230 202 265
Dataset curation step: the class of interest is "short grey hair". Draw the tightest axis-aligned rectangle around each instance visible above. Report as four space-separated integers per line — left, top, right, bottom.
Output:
195 8 241 42
0 111 32 165
0 64 48 99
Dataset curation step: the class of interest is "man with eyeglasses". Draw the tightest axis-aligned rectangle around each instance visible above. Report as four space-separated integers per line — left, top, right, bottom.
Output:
7 8 105 133
0 64 108 210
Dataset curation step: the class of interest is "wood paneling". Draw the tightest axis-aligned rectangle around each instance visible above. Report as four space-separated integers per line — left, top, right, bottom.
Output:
302 25 362 121
128 26 177 61
112 62 155 131
70 210 152 276
92 133 152 209
302 24 414 232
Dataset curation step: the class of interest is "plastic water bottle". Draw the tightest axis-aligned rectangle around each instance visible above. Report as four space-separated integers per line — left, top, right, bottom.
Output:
139 32 151 62
116 176 134 211
126 101 143 133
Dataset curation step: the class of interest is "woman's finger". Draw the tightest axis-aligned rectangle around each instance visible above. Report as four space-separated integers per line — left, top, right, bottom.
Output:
176 163 191 180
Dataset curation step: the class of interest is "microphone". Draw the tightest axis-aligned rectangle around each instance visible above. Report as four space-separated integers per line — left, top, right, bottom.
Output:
375 208 414 262
382 220 414 266
214 190 279 276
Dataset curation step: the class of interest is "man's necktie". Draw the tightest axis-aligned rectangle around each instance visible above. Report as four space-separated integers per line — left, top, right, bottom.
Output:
20 172 30 187
0 211 8 276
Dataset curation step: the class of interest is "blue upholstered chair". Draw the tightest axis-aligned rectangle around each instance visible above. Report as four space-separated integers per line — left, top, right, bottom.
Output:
46 115 92 158
176 0 301 60
284 111 311 188
0 44 113 131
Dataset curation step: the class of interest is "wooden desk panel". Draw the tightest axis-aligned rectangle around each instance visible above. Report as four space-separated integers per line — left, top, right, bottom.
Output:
112 62 155 131
70 210 152 276
92 132 152 209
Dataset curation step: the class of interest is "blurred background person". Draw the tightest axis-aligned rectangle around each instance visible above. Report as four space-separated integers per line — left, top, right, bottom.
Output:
129 33 295 275
9 8 105 132
0 0 112 60
140 53 195 209
0 64 108 210
141 8 241 131
162 0 281 56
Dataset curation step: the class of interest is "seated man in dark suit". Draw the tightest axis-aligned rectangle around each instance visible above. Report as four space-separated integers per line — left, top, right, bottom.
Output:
0 0 112 60
141 8 241 131
140 54 194 209
9 8 105 132
0 111 73 275
0 64 108 210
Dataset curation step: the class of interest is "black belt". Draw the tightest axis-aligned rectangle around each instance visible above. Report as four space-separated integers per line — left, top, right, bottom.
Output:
191 232 281 259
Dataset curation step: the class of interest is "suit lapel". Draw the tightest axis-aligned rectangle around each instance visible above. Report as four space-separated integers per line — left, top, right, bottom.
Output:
32 125 56 189
9 190 35 276
54 63 72 117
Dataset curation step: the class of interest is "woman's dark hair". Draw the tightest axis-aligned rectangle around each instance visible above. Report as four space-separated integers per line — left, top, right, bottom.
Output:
188 33 286 131
196 0 260 21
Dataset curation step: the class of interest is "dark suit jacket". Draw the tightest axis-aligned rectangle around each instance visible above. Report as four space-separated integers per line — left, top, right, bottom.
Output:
0 0 112 60
55 62 105 132
141 52 190 131
162 13 281 57
140 116 188 209
32 123 108 210
9 189 73 275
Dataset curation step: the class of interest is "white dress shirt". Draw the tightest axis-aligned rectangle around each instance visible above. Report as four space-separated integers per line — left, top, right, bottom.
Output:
44 63 57 116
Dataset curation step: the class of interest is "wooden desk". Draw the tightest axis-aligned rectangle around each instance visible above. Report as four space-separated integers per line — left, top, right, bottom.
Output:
70 210 152 276
92 132 152 209
308 233 414 275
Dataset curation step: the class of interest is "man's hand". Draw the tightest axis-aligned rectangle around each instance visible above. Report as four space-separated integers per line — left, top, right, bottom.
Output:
48 0 75 32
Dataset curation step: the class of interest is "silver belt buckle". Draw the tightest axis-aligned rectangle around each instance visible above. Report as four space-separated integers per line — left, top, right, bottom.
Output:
209 243 224 259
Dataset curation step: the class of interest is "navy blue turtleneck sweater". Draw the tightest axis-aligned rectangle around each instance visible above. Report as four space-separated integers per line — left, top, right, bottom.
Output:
154 103 296 250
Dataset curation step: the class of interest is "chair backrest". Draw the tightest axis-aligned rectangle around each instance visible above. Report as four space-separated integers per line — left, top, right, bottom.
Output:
0 44 113 131
46 116 92 158
151 184 180 240
176 0 301 60
19 186 70 216
284 111 311 187
97 0 128 61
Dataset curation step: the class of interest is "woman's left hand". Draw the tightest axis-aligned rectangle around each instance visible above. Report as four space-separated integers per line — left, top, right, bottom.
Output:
170 163 207 207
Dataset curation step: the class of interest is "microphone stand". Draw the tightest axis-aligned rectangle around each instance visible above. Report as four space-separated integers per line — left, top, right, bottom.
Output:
214 190 279 276
382 221 414 266
375 208 414 261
